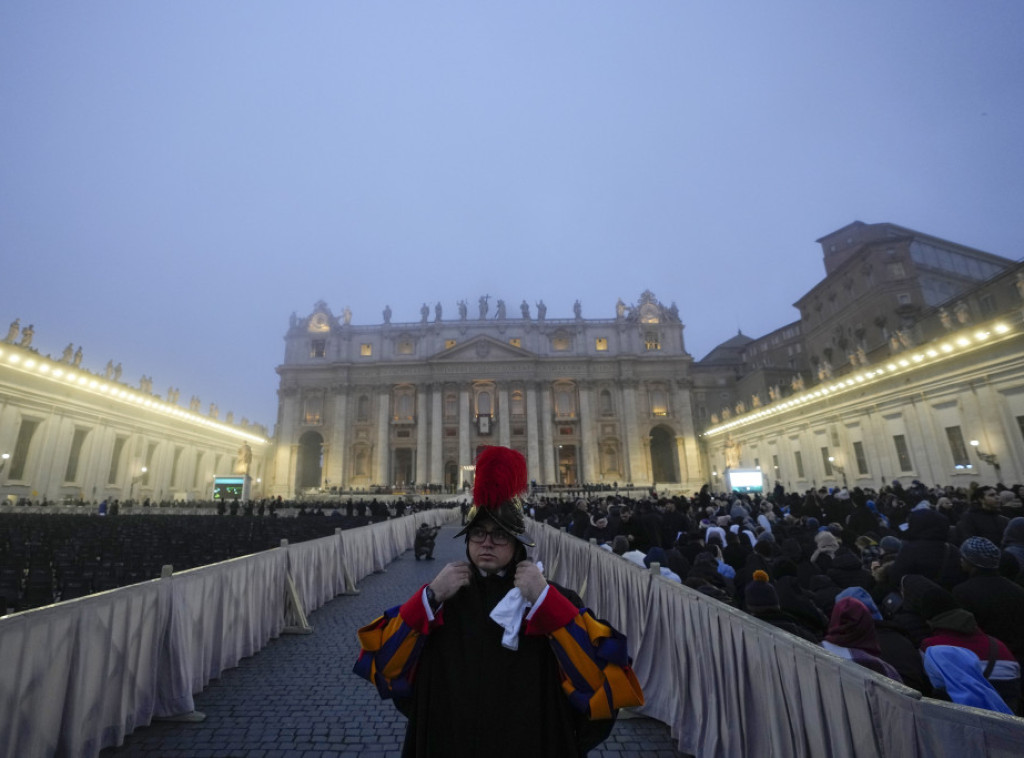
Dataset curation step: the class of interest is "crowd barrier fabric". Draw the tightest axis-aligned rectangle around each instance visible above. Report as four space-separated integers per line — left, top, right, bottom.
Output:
527 522 1024 758
0 508 456 758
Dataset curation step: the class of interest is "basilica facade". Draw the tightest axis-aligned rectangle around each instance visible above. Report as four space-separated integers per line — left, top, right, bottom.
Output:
270 292 703 496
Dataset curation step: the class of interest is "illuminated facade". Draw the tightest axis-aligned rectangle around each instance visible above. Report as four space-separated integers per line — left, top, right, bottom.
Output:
271 292 703 495
0 339 269 504
698 222 1024 491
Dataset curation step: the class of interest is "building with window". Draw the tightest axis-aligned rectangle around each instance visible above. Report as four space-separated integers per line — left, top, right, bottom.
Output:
271 292 702 495
0 335 270 504
699 221 1024 491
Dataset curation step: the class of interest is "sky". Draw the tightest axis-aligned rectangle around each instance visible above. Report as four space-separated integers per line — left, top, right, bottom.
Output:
2 2 1023 431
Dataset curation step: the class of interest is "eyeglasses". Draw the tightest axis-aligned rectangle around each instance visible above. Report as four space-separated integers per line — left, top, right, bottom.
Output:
467 526 513 546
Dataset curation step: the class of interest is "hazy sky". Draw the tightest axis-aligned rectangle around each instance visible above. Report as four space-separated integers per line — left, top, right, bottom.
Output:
3 2 1022 430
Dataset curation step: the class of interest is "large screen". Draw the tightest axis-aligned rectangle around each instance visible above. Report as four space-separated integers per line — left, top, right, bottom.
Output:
213 476 246 500
727 469 764 493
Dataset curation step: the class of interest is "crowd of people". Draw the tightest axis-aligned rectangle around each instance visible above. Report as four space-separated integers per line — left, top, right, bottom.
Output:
532 479 1024 716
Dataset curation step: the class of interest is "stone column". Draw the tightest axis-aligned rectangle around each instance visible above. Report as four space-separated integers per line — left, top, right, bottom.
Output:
415 385 428 485
431 384 443 484
672 380 700 486
376 389 390 485
578 381 598 483
526 383 540 483
540 383 555 484
622 381 646 484
272 386 300 496
327 385 348 488
459 386 471 470
498 386 511 448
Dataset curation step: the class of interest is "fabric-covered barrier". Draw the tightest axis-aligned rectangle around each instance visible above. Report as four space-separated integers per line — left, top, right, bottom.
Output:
287 532 344 613
0 509 458 758
527 522 1024 758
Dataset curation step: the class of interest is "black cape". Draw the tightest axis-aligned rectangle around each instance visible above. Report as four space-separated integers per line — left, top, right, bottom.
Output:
395 571 614 757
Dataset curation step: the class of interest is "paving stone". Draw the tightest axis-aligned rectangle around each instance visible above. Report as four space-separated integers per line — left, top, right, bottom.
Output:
100 525 690 757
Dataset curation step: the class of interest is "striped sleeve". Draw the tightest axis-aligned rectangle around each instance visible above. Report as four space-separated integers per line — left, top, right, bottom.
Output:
525 586 645 718
352 586 437 700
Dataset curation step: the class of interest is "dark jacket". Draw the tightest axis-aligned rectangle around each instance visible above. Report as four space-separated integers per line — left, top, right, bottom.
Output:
952 571 1024 664
887 509 965 591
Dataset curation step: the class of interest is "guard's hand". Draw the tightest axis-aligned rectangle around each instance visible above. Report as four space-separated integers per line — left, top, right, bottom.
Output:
515 561 548 604
429 561 472 603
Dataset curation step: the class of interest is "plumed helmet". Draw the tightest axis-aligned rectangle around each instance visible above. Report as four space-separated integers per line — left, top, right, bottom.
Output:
455 446 535 546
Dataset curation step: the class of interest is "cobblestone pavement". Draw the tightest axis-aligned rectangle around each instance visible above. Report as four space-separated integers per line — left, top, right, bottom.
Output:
102 525 691 757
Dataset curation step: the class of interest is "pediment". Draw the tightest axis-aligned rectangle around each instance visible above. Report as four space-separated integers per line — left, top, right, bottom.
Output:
432 335 535 362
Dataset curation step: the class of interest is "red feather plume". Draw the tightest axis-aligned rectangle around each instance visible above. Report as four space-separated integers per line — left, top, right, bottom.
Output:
473 446 527 509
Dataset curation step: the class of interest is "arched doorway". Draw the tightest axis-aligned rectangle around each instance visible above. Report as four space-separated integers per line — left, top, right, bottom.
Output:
297 431 324 491
444 460 458 492
650 425 679 484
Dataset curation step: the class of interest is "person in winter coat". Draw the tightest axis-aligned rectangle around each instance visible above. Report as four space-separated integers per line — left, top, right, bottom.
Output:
836 587 930 695
952 537 1024 667
917 578 1020 714
821 597 903 683
885 508 965 591
955 486 1009 546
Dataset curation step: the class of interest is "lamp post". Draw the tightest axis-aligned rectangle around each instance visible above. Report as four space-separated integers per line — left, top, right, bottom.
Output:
970 440 1001 476
128 466 148 502
0 452 9 476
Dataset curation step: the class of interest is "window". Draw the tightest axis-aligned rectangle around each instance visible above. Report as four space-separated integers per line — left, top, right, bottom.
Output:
644 332 661 351
444 393 457 417
893 434 913 472
772 454 780 477
445 339 457 349
888 262 906 279
8 419 39 481
396 392 414 420
108 436 127 484
794 451 805 479
508 338 521 348
979 294 997 318
853 441 869 475
600 389 613 416
897 293 912 305
477 391 491 416
397 340 414 355
304 393 324 425
554 384 576 418
595 337 608 351
357 395 370 422
650 387 668 416
310 340 326 358
945 426 971 468
510 391 525 417
64 428 89 482
360 343 373 356
551 335 571 351
821 447 833 476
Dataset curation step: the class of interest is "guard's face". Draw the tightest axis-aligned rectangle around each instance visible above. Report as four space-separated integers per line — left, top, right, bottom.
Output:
467 524 516 574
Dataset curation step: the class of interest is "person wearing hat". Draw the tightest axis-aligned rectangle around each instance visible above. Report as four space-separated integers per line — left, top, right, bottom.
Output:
744 570 820 643
952 536 1024 667
917 577 1020 714
821 597 903 683
355 446 643 756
